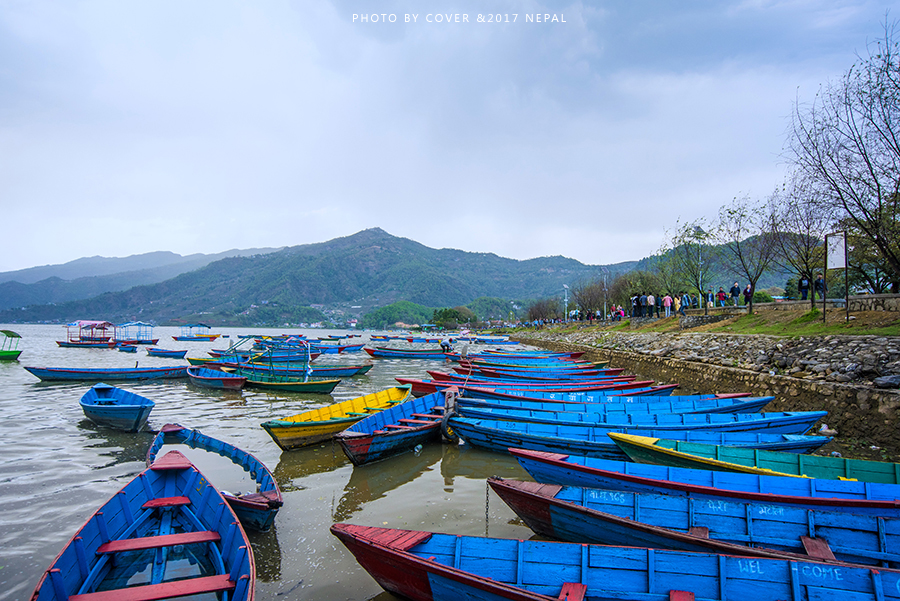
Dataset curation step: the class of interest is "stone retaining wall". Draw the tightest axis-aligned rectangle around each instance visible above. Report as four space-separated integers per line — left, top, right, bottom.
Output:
511 332 900 451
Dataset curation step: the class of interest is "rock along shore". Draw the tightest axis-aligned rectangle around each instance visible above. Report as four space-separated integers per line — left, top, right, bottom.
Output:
509 328 900 454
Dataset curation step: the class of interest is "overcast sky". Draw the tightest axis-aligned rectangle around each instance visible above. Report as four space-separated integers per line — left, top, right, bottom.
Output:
1 1 894 273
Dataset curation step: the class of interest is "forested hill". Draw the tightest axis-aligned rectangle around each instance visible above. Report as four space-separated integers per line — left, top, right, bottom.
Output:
0 228 637 324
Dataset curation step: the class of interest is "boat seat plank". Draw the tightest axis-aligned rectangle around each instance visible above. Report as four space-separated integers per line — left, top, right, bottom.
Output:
346 412 369 417
558 582 587 601
97 530 220 554
141 496 190 509
149 453 193 471
69 574 235 601
801 536 836 560
688 527 709 539
385 424 414 430
669 592 695 601
411 413 442 419
398 419 439 425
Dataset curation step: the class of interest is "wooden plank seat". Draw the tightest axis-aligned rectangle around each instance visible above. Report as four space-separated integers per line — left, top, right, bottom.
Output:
559 582 587 601
141 496 190 509
97 530 220 554
801 536 836 560
384 424 414 430
398 419 440 426
69 574 235 601
410 413 441 420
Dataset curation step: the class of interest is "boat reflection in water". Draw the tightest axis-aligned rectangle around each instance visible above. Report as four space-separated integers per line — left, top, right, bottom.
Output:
272 442 351 492
246 523 282 583
439 441 532 490
335 443 443 521
76 419 156 468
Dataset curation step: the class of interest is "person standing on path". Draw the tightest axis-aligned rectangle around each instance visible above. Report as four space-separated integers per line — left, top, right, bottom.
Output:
798 275 810 300
729 282 741 306
662 294 673 317
646 293 655 318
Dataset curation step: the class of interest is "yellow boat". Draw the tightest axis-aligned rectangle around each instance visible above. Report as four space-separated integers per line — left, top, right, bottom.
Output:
260 385 413 450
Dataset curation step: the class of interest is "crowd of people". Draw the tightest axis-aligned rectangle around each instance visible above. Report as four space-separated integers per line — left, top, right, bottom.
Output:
627 282 758 319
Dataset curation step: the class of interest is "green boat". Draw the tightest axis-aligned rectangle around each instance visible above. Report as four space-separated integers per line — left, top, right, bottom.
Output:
608 432 900 484
243 372 341 393
0 330 22 361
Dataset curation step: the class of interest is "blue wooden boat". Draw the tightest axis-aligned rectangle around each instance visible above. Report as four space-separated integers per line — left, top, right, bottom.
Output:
202 361 371 377
332 523 900 601
509 448 900 517
336 390 447 465
146 424 282 531
446 417 829 460
79 382 155 432
31 450 255 601
187 366 247 389
490 477 900 569
25 365 188 381
365 346 452 359
449 382 679 400
456 395 774 415
452 407 827 434
147 347 188 359
116 343 137 353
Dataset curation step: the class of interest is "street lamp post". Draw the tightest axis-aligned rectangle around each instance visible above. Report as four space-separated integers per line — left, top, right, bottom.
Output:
563 284 569 322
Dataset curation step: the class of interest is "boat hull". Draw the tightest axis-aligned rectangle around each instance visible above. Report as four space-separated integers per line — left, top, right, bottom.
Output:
333 523 900 601
336 392 446 465
78 383 155 432
25 366 188 381
31 450 254 601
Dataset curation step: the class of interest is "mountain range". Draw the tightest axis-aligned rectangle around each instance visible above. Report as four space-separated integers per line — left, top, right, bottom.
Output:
0 229 637 325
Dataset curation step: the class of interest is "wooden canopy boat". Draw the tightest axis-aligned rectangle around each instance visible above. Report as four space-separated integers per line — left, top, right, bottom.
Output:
146 347 188 359
332 522 900 601
146 424 282 531
456 395 774 416
260 385 413 450
454 407 826 435
186 366 247 390
446 417 829 459
79 383 155 432
56 321 117 348
610 432 900 484
510 448 900 517
115 321 159 345
0 329 22 361
242 373 341 394
336 390 449 465
24 365 188 381
365 347 453 359
31 450 255 601
172 323 219 341
489 477 900 570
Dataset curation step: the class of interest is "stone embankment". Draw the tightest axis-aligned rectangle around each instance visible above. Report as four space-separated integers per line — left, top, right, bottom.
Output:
511 328 900 451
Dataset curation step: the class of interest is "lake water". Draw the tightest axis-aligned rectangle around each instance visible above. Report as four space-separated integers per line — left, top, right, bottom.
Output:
0 325 538 601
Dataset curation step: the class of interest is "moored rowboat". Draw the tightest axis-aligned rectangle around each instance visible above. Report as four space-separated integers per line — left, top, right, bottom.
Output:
25 365 188 381
509 448 900 517
332 522 900 601
147 424 282 531
261 385 413 450
610 432 900 484
79 382 155 432
31 450 254 601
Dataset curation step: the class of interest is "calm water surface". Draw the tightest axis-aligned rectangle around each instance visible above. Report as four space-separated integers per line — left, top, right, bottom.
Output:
0 325 537 601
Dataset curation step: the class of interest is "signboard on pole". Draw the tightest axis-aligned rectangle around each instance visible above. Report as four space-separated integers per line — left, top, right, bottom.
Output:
826 232 846 269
